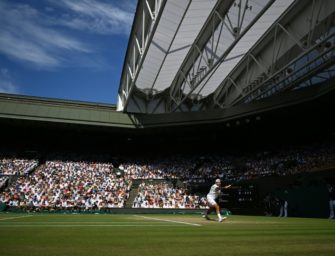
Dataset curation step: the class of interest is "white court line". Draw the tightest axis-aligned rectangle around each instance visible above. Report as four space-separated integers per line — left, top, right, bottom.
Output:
0 215 33 221
135 215 202 226
0 224 186 227
0 221 179 224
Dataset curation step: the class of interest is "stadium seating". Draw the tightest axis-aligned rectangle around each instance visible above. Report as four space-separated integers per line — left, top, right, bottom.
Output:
1 142 335 211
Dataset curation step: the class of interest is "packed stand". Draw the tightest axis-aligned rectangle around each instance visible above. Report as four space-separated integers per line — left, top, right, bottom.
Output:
120 155 234 183
241 143 335 181
0 158 38 175
120 162 165 179
132 181 207 209
120 142 335 183
1 141 335 211
0 160 132 211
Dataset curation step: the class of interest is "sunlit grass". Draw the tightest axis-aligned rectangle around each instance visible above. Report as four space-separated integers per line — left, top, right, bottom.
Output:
0 213 334 256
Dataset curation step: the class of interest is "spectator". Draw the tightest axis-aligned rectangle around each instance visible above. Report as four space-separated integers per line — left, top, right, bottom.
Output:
328 184 335 219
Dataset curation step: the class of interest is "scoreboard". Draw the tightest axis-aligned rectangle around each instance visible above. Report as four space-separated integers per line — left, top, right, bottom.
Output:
221 184 257 208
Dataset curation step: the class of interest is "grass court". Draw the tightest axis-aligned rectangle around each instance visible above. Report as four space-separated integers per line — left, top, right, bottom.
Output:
0 213 334 256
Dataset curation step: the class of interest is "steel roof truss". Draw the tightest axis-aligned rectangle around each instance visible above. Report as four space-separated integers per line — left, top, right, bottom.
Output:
119 0 166 111
239 33 335 105
213 0 334 108
170 0 275 112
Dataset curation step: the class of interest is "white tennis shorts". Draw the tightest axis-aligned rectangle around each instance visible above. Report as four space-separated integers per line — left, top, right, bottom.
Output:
207 196 217 207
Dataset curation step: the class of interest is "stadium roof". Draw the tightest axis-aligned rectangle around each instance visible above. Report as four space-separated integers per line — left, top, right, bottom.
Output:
118 0 335 114
1 77 334 130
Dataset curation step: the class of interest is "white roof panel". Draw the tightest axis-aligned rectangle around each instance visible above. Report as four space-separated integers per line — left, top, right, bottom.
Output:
196 0 295 96
136 0 190 90
136 0 217 92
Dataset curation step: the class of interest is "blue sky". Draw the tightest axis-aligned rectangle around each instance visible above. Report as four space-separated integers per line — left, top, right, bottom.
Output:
0 0 136 104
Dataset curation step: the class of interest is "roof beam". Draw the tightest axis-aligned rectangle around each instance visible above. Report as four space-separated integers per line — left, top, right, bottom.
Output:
170 0 275 112
213 0 335 108
118 0 167 112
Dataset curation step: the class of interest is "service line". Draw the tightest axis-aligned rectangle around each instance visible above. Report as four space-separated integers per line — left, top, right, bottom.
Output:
135 215 202 226
0 215 33 221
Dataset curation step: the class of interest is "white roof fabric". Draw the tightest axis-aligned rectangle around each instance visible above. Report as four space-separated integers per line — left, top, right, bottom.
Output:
119 0 300 112
136 0 217 92
192 0 295 97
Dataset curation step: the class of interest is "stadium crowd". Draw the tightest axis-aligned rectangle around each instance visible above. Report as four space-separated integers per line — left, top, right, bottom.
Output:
132 181 207 209
119 142 335 183
0 142 335 211
0 161 131 210
0 158 38 175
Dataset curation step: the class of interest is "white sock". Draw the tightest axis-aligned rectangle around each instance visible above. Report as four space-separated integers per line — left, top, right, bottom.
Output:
218 213 222 219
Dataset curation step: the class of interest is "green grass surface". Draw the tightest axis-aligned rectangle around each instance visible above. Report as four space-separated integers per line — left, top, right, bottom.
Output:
0 213 334 256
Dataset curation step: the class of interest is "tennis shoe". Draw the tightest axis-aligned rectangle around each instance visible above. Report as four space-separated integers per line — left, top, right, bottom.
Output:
219 216 227 222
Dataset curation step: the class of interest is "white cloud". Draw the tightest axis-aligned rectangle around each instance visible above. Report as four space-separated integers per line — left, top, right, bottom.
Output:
0 31 61 67
49 0 135 35
0 68 19 94
0 1 91 69
0 0 136 70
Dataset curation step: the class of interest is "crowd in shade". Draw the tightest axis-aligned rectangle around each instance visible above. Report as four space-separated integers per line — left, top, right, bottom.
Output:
132 181 207 209
120 163 165 180
117 155 236 183
0 142 335 210
241 144 335 180
0 158 38 175
120 142 335 183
